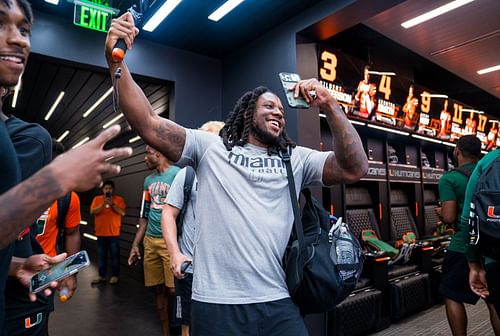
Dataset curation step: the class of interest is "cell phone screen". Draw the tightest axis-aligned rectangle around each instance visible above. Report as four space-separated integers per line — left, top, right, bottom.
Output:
279 72 310 109
30 251 90 293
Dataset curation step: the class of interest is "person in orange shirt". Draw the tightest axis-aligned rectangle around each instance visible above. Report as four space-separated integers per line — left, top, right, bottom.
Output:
90 180 126 285
36 140 82 301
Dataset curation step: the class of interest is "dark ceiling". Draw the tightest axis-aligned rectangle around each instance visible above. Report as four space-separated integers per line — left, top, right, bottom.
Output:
10 0 500 149
30 0 326 58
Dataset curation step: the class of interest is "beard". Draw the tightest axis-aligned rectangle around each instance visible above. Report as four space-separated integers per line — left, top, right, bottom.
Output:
251 122 279 146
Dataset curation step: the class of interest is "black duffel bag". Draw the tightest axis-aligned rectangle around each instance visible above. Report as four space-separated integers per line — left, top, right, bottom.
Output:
281 149 364 315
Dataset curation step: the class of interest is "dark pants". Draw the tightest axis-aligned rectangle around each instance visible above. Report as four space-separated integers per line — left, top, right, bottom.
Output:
97 236 120 278
191 298 308 336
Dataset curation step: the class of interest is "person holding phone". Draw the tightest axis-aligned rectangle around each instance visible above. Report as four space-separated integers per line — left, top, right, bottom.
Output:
105 14 367 335
90 181 126 285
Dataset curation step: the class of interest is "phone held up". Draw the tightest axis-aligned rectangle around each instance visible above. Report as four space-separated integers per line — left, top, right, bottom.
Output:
279 72 310 109
30 250 91 294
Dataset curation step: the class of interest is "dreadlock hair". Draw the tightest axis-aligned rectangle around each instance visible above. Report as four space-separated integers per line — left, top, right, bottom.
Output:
220 86 296 155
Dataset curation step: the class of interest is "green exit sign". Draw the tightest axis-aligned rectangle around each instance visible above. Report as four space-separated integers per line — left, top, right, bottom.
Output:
73 0 119 33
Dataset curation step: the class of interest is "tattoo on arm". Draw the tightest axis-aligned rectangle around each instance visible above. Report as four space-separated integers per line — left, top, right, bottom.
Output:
153 119 186 162
0 168 64 249
323 103 367 184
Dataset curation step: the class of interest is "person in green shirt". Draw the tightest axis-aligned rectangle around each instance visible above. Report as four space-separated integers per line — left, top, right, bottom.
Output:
437 135 491 335
458 148 500 335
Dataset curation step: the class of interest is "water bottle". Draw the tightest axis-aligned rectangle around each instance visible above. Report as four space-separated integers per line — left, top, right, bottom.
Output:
334 224 357 280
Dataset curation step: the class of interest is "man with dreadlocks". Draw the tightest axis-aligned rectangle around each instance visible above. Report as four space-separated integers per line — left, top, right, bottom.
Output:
106 14 368 336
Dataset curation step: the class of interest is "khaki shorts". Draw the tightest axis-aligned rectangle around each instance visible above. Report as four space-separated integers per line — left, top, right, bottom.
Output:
143 235 174 288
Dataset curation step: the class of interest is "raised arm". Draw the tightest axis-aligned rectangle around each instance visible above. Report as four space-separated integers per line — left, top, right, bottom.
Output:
0 125 131 249
104 13 185 162
294 79 368 185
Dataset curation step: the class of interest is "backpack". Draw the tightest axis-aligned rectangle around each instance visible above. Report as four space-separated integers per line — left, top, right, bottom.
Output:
281 149 364 315
469 154 500 260
56 193 71 253
176 166 196 237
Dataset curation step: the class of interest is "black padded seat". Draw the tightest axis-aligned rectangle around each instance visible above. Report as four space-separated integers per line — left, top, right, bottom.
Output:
424 205 440 236
346 208 380 240
388 264 419 278
390 207 419 241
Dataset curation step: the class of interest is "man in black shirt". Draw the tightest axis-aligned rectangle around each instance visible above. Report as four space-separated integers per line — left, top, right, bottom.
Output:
0 1 132 333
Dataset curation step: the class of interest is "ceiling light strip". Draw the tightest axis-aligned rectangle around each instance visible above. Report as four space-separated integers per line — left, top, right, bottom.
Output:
442 141 456 147
461 108 484 114
44 91 65 120
56 130 70 142
83 87 113 118
401 0 475 29
367 71 396 76
477 64 500 75
143 0 182 32
208 0 245 22
83 233 97 241
11 76 22 108
411 134 443 144
72 137 90 149
103 113 124 128
420 93 448 98
367 124 409 136
129 135 141 143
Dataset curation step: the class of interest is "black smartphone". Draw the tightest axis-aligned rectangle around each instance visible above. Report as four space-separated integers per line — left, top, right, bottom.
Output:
180 261 192 274
105 192 112 200
30 251 90 294
279 72 309 109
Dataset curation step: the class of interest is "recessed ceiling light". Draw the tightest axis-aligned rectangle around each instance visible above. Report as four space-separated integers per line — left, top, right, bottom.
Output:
143 0 182 32
129 136 141 143
56 130 70 142
11 75 22 108
208 0 245 22
477 64 500 75
420 93 448 99
103 113 124 128
72 137 90 149
44 91 65 120
83 87 113 118
367 71 396 76
461 108 484 114
401 0 475 29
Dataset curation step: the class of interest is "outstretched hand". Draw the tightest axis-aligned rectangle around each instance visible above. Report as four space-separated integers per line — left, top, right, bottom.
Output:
51 125 133 192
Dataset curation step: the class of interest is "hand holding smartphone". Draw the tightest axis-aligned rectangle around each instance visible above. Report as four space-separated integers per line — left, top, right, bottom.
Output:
279 72 314 109
30 250 90 294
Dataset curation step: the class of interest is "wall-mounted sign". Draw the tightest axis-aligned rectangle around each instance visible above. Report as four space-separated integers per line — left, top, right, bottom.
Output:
317 44 498 151
73 0 120 33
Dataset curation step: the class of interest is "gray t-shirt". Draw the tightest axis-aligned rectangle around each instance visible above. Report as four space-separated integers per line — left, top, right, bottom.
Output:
181 129 330 304
165 167 197 273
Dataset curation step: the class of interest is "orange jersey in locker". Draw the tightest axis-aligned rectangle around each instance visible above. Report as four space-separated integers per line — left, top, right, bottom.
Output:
36 192 81 257
91 195 126 237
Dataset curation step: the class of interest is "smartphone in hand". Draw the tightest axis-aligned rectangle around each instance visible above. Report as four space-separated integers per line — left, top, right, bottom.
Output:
30 251 90 294
279 72 309 109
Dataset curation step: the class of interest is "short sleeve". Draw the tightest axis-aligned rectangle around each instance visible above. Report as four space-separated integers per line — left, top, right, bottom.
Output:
166 168 187 210
65 192 82 229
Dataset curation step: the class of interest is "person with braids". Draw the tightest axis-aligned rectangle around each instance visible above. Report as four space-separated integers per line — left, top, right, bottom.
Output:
105 14 368 336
